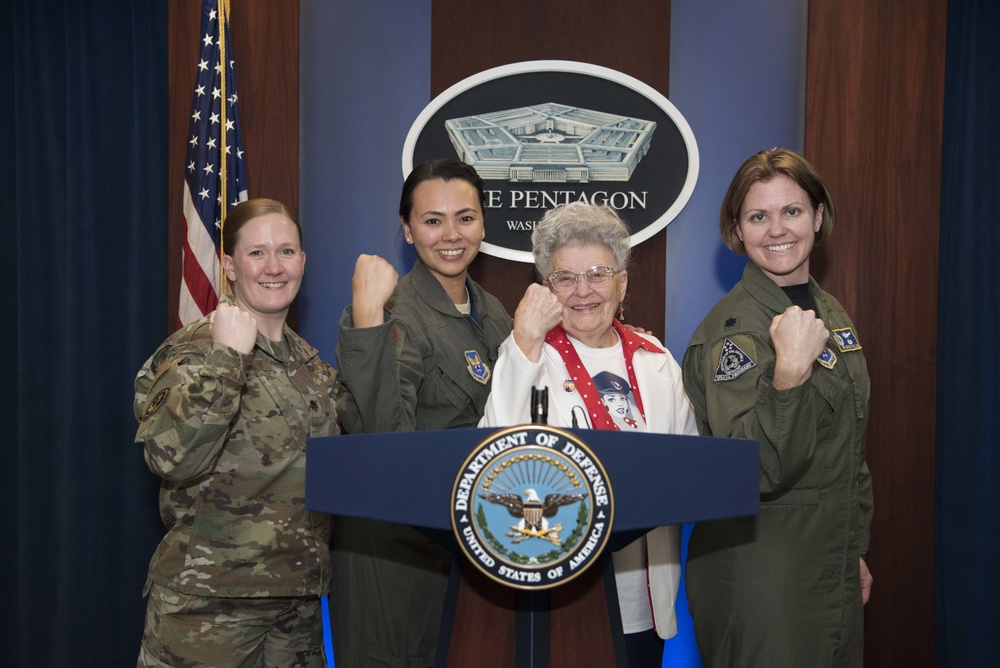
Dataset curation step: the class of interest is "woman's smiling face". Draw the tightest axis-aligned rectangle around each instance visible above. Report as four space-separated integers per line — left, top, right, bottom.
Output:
737 174 824 286
548 242 627 348
401 178 485 288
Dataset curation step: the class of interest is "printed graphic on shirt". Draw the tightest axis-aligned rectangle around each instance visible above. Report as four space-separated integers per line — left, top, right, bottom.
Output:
592 371 645 431
817 346 838 369
465 350 492 384
713 336 757 382
832 328 862 352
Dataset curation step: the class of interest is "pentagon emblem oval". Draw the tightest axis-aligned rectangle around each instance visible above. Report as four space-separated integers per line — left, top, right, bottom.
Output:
404 60 699 263
451 425 614 590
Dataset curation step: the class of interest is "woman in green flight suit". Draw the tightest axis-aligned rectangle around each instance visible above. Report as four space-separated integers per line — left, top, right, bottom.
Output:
682 148 874 668
331 160 512 668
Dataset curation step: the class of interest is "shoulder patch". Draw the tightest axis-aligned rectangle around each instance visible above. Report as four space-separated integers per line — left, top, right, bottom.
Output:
465 350 491 385
817 346 838 369
832 327 862 352
143 388 169 419
713 336 757 382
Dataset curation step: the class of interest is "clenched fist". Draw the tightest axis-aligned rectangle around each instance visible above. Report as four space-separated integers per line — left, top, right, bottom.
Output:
211 303 258 354
513 283 564 362
351 254 398 328
770 305 829 390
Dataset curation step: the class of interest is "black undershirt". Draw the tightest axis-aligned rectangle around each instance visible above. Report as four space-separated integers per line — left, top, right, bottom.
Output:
781 283 817 312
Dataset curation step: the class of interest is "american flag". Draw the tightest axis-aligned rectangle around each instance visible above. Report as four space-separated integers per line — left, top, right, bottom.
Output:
179 0 248 327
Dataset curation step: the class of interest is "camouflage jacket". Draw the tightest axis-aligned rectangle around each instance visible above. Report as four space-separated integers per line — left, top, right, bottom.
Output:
134 311 341 597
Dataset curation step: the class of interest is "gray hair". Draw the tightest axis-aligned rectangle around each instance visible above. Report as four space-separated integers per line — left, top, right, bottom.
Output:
531 202 631 277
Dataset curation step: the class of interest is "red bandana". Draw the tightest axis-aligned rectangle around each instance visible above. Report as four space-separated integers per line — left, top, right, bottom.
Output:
544 320 664 431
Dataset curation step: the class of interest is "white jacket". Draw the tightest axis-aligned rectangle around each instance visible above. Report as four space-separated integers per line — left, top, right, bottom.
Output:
480 331 699 639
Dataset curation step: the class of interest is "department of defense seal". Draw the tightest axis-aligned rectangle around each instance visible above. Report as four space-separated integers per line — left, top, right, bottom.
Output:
451 425 614 590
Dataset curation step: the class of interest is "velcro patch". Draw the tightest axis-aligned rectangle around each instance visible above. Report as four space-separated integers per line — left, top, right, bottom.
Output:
143 388 169 419
713 336 757 382
832 327 862 352
817 347 838 369
465 350 491 385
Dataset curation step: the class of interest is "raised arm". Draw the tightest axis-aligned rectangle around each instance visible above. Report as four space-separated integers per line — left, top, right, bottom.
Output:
135 305 258 482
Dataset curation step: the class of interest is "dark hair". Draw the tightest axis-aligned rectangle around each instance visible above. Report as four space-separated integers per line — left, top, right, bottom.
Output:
398 159 486 221
222 198 301 255
720 148 836 254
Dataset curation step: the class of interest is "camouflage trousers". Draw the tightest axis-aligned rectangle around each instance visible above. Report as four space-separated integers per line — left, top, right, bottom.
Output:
137 582 325 668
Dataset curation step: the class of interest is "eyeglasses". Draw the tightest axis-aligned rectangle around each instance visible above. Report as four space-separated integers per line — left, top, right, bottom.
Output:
546 265 620 292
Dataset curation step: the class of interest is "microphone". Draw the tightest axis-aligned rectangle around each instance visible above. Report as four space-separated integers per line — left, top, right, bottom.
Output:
530 386 548 425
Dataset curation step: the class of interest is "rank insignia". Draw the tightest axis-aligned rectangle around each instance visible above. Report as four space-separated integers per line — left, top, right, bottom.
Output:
725 317 737 328
832 328 862 352
465 350 491 384
143 388 169 419
817 347 838 369
714 336 757 382
562 380 576 393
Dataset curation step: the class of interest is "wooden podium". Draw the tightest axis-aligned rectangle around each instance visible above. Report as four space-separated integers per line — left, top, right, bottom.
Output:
307 427 758 667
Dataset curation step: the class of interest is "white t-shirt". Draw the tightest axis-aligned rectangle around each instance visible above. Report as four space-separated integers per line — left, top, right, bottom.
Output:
572 334 653 635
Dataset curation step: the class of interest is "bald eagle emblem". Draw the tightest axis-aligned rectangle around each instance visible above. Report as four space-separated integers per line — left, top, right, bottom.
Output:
478 488 587 545
451 426 614 590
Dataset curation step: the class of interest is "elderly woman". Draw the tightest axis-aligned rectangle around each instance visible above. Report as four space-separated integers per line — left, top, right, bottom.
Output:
682 148 873 667
480 202 698 666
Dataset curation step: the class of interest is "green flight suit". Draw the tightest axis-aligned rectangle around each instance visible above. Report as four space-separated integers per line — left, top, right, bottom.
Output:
333 258 512 668
682 262 873 668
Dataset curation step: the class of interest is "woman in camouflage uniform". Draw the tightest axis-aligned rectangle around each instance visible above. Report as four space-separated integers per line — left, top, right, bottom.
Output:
134 199 341 667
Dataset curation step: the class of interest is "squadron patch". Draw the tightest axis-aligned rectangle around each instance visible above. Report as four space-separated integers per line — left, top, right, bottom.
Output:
832 328 862 352
465 350 491 385
451 426 613 590
817 346 838 369
143 388 169 419
714 336 757 382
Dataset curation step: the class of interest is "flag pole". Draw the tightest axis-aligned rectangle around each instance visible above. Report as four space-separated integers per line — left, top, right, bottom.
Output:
218 0 230 295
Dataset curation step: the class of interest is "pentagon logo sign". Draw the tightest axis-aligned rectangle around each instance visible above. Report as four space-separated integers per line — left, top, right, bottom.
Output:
451 425 614 590
404 60 699 262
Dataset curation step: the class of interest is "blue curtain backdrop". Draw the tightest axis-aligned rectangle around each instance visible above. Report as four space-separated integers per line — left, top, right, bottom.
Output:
936 0 1000 665
7 1 167 665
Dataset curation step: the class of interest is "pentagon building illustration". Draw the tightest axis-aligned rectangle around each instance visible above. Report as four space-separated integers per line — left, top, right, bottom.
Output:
445 103 657 183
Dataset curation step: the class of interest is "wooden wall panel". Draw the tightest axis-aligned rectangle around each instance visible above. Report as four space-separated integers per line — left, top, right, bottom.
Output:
431 2 670 665
431 0 671 337
167 0 299 331
805 1 946 666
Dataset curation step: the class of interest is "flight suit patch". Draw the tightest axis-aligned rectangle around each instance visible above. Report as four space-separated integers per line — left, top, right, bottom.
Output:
713 336 757 382
465 350 491 385
832 327 862 352
817 346 838 369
